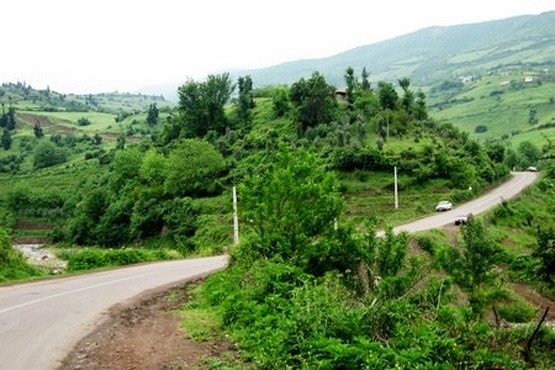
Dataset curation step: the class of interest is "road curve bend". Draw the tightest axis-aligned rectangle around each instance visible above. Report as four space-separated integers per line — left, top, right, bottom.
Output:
386 171 538 235
0 255 227 370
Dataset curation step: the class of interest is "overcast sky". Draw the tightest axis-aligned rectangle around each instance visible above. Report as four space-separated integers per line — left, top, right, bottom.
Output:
1 0 553 94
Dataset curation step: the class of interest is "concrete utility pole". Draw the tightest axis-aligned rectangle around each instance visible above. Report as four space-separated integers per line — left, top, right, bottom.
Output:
232 186 239 246
394 166 399 210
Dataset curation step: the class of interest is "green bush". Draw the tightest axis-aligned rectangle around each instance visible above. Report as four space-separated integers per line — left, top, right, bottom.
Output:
67 249 106 271
0 228 43 282
66 248 176 272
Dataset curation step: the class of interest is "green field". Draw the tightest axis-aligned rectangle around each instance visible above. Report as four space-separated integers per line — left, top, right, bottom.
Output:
429 72 555 141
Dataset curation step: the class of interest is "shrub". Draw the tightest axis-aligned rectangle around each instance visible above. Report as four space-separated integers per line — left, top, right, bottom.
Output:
66 248 175 272
0 228 43 282
475 125 488 133
76 117 91 126
67 249 106 271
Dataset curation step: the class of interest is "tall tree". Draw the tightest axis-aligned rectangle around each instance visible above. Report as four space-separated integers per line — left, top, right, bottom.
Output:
377 81 398 111
1 129 11 150
344 67 357 106
361 67 371 91
146 103 159 126
239 145 343 262
398 77 414 113
290 72 337 133
414 91 428 120
177 73 234 138
236 75 255 129
34 124 44 138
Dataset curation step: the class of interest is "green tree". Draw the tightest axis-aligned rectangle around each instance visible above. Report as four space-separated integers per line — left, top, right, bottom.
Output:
33 124 44 138
116 133 126 150
77 117 90 126
164 139 225 197
272 86 290 118
236 75 255 129
528 106 539 125
109 147 144 193
414 90 428 120
361 67 371 91
398 77 414 113
517 141 541 167
532 228 555 284
92 133 103 145
344 66 357 106
68 189 109 245
239 145 343 262
377 81 398 111
290 72 337 133
33 141 67 168
139 149 167 186
460 217 501 290
177 73 234 138
146 103 159 126
5 107 16 130
1 129 11 150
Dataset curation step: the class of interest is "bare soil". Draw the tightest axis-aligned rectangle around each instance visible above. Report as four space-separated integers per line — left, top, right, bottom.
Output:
59 280 241 370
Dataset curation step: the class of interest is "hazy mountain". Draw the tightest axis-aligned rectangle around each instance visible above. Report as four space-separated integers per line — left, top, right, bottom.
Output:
140 11 555 100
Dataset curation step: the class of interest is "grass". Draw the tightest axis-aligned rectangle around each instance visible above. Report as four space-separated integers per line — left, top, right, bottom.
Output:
429 72 555 140
20 110 121 132
341 171 459 227
180 307 222 341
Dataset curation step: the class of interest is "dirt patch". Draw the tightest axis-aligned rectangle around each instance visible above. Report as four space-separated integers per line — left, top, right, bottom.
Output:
509 283 555 321
59 280 242 370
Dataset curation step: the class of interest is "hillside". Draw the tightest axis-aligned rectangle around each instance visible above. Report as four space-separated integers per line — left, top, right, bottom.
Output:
143 10 555 149
237 11 555 88
0 82 173 114
426 69 555 157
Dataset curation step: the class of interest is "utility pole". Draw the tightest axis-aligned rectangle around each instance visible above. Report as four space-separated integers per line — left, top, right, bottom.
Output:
232 186 239 246
394 166 399 209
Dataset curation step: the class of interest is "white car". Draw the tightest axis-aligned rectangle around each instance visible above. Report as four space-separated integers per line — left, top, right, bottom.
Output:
436 201 453 212
454 214 469 225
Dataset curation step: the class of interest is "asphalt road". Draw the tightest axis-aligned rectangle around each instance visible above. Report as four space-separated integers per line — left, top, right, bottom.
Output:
381 171 539 236
0 256 227 370
0 171 538 370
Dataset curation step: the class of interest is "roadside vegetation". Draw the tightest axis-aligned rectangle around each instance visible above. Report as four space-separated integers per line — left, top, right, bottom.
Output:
1 66 553 367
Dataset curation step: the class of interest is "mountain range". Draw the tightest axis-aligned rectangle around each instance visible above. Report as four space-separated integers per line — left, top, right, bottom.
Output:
142 11 555 101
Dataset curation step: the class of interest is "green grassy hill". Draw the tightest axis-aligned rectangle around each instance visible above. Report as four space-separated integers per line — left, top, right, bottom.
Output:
1 82 173 114
234 11 555 88
427 70 555 158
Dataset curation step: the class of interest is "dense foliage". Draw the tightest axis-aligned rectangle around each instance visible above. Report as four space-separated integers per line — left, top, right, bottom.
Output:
189 145 554 368
0 228 43 282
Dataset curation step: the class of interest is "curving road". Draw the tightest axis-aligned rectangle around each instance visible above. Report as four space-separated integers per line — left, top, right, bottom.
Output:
0 256 227 370
378 171 539 236
0 172 538 370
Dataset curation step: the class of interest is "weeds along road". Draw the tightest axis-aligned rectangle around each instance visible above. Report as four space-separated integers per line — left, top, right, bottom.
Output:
0 256 227 370
0 172 538 370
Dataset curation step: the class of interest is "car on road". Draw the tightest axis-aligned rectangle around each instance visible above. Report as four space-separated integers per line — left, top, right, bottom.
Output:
454 214 469 225
526 166 538 172
435 200 453 212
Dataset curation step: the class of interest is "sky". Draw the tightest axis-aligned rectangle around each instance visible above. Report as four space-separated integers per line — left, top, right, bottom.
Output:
1 0 553 94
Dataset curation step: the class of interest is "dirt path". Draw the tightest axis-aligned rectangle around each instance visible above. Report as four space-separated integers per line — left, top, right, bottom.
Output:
59 281 240 370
